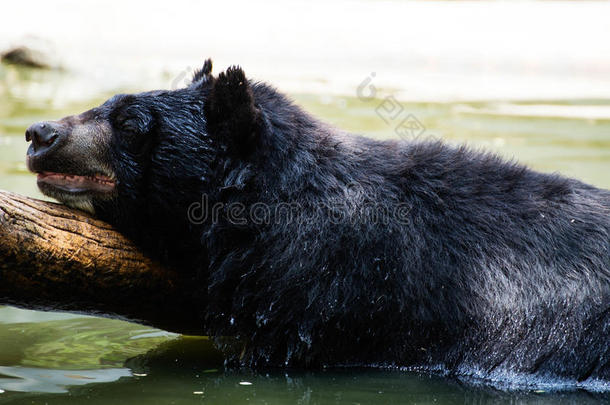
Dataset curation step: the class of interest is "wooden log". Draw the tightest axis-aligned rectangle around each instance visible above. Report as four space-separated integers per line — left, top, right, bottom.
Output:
0 190 202 335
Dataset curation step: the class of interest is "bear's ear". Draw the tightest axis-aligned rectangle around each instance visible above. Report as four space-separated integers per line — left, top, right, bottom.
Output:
192 58 213 83
204 66 262 156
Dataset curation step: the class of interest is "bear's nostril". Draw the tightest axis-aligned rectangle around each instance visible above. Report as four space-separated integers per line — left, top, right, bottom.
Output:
43 133 58 147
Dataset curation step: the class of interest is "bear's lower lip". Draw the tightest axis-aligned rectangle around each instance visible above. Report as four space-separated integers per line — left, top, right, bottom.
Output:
37 172 116 194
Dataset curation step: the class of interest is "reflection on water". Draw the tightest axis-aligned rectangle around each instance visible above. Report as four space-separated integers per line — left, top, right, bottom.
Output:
0 366 131 394
1 59 610 403
0 338 607 404
0 317 176 371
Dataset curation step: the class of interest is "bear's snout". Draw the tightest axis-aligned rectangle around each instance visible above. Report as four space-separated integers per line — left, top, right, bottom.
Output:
25 113 112 177
25 112 117 212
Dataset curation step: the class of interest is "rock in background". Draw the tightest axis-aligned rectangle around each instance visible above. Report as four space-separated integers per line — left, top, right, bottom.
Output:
1 36 61 70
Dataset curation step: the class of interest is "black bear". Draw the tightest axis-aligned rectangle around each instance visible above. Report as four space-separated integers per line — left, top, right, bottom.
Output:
25 59 609 386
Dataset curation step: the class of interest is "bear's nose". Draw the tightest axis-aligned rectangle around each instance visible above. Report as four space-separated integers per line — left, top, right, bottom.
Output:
25 122 60 153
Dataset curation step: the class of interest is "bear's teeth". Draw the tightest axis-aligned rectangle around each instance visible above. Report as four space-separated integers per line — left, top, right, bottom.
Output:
37 172 116 193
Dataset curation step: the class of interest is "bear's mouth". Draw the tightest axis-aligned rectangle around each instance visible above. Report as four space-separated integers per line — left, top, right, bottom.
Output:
37 172 116 194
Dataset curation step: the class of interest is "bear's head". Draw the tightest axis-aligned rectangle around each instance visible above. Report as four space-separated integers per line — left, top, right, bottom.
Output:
25 60 264 245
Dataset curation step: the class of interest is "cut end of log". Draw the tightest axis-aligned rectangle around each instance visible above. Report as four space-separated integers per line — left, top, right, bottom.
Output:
0 190 203 335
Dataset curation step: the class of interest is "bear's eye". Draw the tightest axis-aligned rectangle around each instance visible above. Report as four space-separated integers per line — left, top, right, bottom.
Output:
119 117 147 134
116 104 152 135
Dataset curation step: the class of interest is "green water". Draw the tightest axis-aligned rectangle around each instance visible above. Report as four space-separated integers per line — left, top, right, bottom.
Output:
0 64 609 404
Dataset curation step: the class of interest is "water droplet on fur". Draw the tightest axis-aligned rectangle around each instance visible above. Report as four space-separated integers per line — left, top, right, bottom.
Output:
298 329 312 348
255 313 268 327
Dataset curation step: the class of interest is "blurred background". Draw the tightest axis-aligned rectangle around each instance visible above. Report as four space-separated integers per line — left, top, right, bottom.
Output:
0 0 609 403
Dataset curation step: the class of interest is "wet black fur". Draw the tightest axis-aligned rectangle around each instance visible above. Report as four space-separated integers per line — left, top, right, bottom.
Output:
87 60 609 384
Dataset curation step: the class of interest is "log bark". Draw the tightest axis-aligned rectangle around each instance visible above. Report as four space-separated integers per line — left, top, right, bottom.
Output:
0 190 202 335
